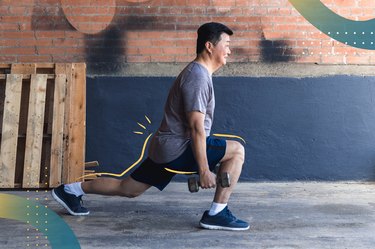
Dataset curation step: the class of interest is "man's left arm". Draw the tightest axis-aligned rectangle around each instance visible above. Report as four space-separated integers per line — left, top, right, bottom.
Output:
186 111 216 189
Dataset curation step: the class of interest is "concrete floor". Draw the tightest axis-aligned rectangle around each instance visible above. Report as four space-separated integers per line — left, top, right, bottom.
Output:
1 182 375 249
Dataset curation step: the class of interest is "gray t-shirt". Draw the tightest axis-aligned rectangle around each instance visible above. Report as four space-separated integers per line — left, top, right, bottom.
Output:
148 61 215 163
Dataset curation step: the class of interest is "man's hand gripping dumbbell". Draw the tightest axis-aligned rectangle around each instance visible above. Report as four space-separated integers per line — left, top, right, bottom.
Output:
188 164 231 193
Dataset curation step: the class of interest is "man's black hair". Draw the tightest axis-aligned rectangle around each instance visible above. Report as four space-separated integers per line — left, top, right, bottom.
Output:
196 22 233 55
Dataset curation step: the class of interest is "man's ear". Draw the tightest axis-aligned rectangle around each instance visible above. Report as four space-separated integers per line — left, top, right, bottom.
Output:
205 41 214 54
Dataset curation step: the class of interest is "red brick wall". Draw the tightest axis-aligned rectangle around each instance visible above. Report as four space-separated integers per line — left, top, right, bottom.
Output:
0 0 374 65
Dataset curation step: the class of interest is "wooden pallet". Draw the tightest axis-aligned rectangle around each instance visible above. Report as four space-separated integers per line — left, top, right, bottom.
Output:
0 63 86 188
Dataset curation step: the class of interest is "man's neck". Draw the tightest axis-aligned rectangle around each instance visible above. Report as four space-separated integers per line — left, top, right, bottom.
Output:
194 54 220 75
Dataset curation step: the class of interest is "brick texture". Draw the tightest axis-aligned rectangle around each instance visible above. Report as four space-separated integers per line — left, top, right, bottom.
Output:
0 0 374 65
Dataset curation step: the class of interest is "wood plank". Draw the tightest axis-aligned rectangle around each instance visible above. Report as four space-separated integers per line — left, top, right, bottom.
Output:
64 63 86 184
11 64 37 74
0 74 55 80
35 63 55 69
72 63 86 183
57 63 86 184
0 74 23 188
0 78 5 139
56 63 72 184
22 74 48 188
49 74 66 187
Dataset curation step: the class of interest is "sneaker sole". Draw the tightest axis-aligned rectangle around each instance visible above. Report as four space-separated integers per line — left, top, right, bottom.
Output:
52 189 90 216
199 222 250 231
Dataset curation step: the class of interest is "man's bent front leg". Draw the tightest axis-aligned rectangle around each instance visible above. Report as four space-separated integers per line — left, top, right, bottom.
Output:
200 140 250 231
214 140 245 203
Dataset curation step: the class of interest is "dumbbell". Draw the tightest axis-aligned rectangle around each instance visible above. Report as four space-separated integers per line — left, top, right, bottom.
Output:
188 171 231 193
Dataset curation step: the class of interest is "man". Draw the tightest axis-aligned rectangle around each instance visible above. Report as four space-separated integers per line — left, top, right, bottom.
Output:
52 22 249 231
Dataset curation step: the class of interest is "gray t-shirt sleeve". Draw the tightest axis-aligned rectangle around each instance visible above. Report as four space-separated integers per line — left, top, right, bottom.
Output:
181 73 209 114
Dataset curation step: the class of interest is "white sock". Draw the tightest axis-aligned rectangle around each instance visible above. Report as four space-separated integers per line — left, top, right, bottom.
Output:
208 202 227 216
64 182 85 197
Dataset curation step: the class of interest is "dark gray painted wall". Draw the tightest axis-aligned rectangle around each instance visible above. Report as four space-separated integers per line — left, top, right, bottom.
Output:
86 76 375 181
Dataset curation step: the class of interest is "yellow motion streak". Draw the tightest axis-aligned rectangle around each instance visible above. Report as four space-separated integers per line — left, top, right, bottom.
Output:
137 122 146 130
78 133 153 180
164 168 197 175
212 133 246 144
145 115 151 124
133 131 144 135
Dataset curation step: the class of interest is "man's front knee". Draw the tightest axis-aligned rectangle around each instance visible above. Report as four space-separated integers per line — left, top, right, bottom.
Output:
233 141 245 162
118 177 149 198
127 191 142 198
121 190 143 198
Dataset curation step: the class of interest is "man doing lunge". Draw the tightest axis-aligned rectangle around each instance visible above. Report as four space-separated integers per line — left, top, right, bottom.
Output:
52 22 249 231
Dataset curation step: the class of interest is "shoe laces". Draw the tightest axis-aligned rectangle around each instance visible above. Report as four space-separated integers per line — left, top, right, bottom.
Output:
224 207 236 221
77 196 85 207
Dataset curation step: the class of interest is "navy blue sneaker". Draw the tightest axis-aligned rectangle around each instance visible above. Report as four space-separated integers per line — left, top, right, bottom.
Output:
52 185 90 216
199 206 250 231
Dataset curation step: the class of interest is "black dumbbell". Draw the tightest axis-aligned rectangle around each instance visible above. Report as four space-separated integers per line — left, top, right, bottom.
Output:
188 171 231 193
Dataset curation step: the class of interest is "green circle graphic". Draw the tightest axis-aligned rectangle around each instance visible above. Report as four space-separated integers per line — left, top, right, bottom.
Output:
0 193 80 249
289 0 375 50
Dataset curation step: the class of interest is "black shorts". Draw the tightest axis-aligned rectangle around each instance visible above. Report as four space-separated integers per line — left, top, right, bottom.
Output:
131 136 226 190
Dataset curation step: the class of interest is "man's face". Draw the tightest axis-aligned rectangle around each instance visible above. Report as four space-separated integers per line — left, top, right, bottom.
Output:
211 33 231 66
